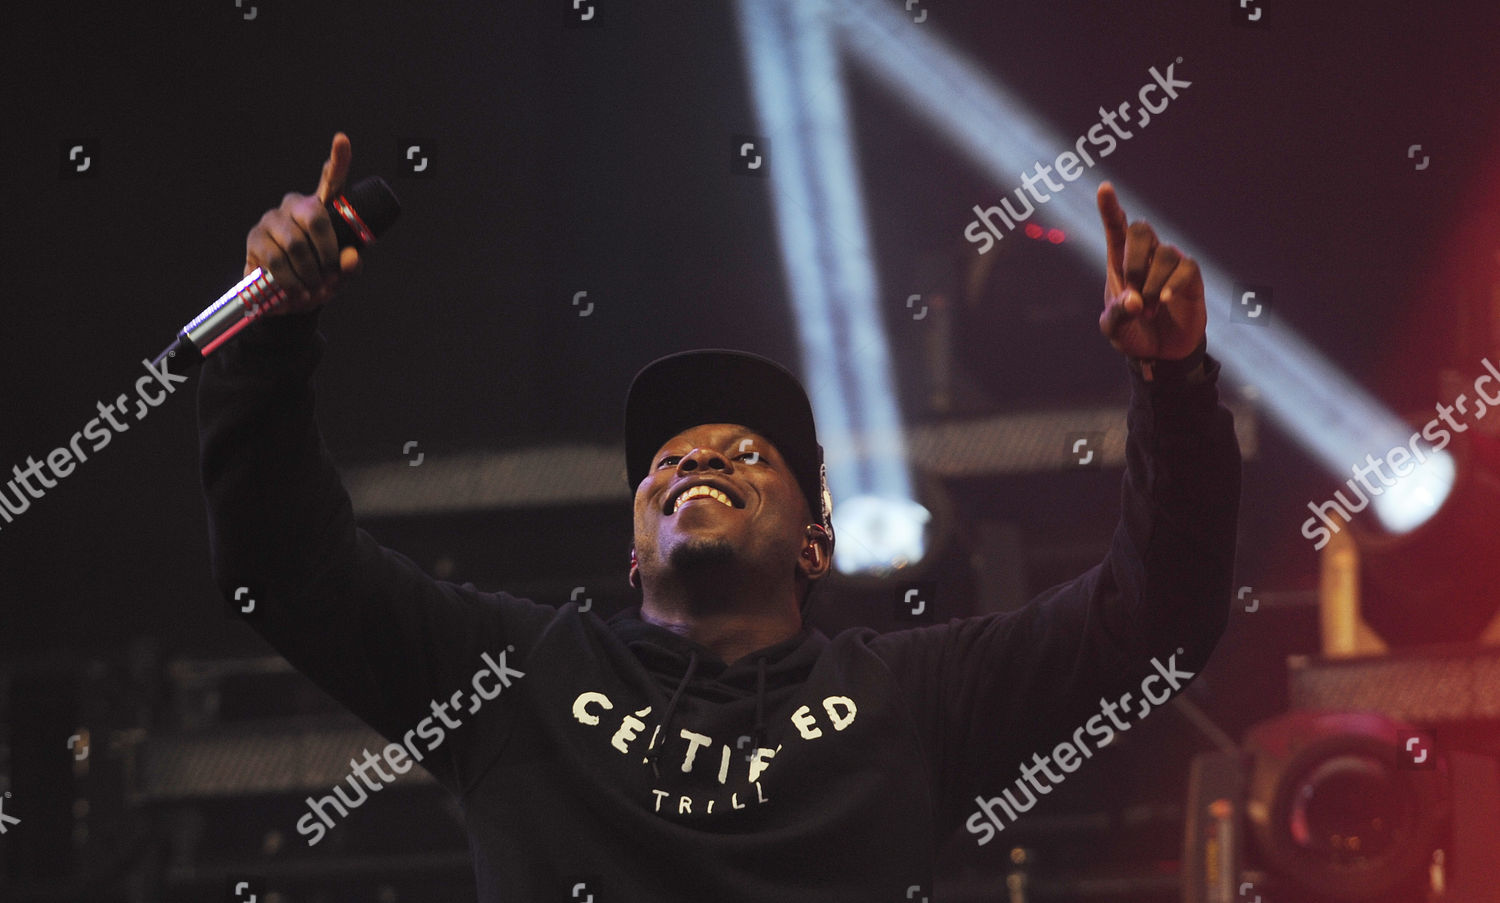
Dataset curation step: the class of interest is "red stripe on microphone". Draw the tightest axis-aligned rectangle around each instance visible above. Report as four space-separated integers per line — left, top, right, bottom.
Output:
333 195 376 245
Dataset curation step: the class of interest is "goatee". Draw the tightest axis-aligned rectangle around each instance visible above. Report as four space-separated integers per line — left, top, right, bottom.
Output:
667 536 737 572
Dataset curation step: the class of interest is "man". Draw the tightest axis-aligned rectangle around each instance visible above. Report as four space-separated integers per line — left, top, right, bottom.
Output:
199 133 1239 900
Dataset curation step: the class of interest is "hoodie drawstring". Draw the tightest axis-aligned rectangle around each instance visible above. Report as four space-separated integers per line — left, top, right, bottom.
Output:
647 650 699 779
751 656 768 753
644 651 773 778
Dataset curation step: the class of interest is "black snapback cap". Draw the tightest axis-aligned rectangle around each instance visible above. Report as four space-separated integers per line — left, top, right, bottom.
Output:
624 349 833 544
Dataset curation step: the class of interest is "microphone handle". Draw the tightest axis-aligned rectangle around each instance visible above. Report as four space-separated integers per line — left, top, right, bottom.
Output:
153 267 285 369
153 182 391 370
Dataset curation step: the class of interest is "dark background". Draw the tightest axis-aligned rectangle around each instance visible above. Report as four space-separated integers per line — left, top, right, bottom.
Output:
7 0 1499 650
3 0 1499 897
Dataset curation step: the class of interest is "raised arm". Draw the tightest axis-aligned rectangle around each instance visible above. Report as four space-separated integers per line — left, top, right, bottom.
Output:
197 135 552 791
870 184 1241 833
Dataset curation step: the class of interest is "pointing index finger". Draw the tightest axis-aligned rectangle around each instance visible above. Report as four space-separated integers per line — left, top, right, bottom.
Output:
1097 181 1128 284
315 132 352 204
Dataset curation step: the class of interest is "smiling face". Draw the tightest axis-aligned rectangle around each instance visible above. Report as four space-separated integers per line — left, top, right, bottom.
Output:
632 422 826 600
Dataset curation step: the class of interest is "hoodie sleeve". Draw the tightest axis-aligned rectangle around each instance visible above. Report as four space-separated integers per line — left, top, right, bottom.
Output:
868 347 1241 832
196 310 553 792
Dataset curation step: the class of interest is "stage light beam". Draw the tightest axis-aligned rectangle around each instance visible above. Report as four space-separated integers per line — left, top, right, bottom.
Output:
827 0 1453 536
735 0 931 575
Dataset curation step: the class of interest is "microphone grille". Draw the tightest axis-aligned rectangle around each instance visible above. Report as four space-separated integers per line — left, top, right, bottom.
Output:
339 176 402 243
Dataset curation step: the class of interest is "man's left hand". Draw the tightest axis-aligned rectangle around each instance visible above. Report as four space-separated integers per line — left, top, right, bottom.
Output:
1096 181 1206 361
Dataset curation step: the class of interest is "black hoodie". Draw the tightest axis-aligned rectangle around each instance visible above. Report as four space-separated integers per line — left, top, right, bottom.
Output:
197 312 1240 901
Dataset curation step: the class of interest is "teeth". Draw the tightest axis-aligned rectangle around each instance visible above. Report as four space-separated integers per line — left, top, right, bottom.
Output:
672 485 734 514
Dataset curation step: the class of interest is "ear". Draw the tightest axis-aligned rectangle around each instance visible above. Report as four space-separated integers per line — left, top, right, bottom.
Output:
797 525 833 582
628 547 641 590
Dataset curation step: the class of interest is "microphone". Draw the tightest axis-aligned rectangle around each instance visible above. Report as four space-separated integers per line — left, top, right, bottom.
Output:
153 176 401 369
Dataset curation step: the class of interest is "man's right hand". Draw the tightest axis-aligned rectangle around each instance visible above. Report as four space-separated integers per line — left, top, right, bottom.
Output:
245 132 364 315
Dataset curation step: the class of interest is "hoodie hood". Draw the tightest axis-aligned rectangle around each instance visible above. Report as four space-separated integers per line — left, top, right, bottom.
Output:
607 606 823 681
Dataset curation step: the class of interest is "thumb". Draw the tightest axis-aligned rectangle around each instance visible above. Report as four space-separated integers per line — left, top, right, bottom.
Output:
315 132 352 203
